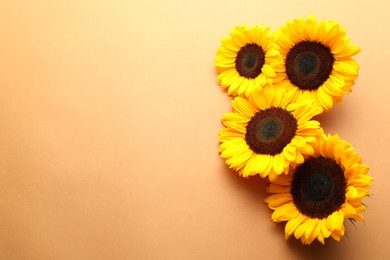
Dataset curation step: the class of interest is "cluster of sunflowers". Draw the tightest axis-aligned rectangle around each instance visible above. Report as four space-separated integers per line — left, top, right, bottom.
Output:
215 15 372 245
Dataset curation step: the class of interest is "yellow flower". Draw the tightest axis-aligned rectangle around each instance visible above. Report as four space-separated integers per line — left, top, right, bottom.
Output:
215 24 282 97
273 15 360 112
265 134 372 245
219 86 322 181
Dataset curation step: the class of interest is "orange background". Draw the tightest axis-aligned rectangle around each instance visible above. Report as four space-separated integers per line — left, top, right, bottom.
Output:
0 0 389 259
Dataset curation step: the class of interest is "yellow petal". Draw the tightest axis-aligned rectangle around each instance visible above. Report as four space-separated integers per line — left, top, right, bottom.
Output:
285 214 306 239
331 37 350 54
265 49 280 58
333 60 358 76
244 79 260 97
272 155 285 175
317 87 334 112
255 154 272 175
321 219 332 238
304 15 317 40
306 219 322 245
228 149 253 171
262 155 274 177
241 153 257 177
336 44 361 59
232 97 256 117
298 120 321 131
222 113 250 124
262 64 276 77
265 193 293 209
272 202 299 222
222 117 247 133
317 232 325 244
268 171 279 182
220 36 240 52
342 203 364 221
346 186 360 200
314 19 326 42
326 211 344 231
237 80 251 96
226 77 242 96
323 22 345 46
291 136 307 147
294 218 311 240
326 75 346 94
220 139 249 157
330 230 342 241
294 151 304 164
297 127 321 137
230 26 247 46
218 69 235 86
242 155 260 175
295 105 322 124
219 128 243 142
282 145 296 162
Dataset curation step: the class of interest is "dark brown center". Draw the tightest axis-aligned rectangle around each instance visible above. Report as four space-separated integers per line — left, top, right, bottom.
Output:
291 156 346 219
245 107 297 155
235 43 265 79
285 41 334 90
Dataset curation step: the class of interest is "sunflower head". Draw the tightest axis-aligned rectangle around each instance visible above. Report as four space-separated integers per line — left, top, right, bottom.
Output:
273 15 361 112
215 24 282 97
219 86 323 181
265 134 372 245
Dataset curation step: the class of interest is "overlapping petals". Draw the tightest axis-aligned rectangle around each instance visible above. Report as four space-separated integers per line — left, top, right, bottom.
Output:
215 24 282 97
273 15 360 112
265 134 372 244
219 87 322 181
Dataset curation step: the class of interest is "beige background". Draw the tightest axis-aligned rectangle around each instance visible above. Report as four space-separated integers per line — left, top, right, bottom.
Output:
0 0 389 259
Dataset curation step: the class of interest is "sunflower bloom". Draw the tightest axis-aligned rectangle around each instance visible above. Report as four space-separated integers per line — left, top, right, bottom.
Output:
265 134 372 245
273 15 360 112
215 24 282 97
219 86 323 181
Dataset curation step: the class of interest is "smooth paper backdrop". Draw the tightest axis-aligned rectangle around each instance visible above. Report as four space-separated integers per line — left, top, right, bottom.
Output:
0 0 389 259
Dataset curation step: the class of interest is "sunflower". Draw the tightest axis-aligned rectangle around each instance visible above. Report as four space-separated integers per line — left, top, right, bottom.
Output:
219 86 323 181
273 15 360 112
215 24 282 97
265 134 372 245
